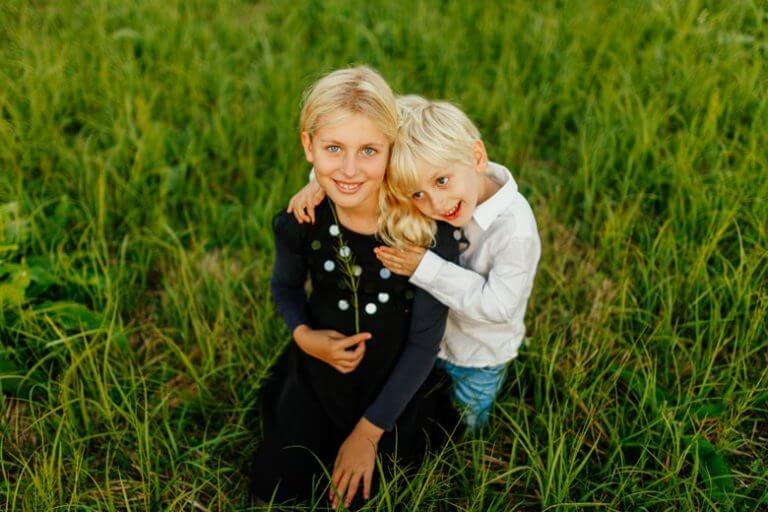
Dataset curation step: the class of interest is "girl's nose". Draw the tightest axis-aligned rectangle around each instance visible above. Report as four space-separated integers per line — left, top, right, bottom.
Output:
341 156 357 177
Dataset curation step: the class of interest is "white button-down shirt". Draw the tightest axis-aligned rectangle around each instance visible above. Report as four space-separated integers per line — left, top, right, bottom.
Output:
410 162 541 367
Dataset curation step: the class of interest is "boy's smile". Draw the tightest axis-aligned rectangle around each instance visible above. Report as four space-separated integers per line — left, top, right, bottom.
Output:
442 201 462 221
409 161 498 228
405 140 497 227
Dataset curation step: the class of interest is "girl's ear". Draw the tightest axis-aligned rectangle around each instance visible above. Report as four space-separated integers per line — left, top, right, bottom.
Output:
473 139 488 174
301 131 314 163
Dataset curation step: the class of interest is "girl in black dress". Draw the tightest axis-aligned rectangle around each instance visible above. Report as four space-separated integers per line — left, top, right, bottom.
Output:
250 66 458 509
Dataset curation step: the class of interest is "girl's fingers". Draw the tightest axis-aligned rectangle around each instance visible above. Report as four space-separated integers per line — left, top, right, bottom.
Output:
363 467 373 499
330 466 345 502
337 344 365 362
339 332 372 349
336 351 357 362
345 472 362 507
334 470 353 508
346 351 365 369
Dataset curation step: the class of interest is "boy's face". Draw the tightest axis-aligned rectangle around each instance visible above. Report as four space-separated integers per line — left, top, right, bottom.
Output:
408 142 487 227
301 112 390 213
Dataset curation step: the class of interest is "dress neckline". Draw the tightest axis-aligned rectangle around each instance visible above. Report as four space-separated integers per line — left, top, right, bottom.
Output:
325 199 378 238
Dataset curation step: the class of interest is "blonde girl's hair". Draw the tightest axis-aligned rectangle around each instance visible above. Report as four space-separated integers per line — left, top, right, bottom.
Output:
379 95 482 248
299 66 398 143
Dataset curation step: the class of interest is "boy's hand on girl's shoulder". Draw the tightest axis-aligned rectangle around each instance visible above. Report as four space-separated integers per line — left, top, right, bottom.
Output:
286 179 325 224
292 325 369 374
374 245 426 277
330 417 383 509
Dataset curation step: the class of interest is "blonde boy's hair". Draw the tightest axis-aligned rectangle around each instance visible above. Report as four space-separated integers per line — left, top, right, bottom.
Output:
379 95 482 248
299 66 398 142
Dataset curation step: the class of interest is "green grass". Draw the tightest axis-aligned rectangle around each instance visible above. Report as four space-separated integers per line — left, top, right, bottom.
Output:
1 0 766 510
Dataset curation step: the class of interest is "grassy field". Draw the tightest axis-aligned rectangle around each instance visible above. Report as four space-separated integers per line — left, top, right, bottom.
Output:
1 0 767 510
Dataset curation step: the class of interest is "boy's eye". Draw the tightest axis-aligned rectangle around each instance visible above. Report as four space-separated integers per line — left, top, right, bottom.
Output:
411 191 424 200
362 147 377 156
436 176 449 186
326 145 341 153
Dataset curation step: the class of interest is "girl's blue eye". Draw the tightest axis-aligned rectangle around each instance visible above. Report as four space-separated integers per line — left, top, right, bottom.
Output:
412 191 424 200
437 176 449 186
327 145 341 153
362 147 376 156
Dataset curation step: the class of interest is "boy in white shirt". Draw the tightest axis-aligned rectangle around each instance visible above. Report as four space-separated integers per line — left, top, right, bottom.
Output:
288 95 541 431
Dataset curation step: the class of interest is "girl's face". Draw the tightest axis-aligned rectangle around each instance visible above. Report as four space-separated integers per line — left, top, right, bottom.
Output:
301 113 390 213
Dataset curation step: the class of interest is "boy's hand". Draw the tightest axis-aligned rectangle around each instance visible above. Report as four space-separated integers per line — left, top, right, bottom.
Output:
374 245 426 277
329 417 383 509
292 325 370 374
287 179 325 224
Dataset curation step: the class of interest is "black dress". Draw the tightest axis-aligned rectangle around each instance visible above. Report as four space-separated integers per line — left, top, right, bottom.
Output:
250 198 459 508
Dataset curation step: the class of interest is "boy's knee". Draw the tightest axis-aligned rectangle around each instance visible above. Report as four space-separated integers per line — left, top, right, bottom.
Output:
449 364 507 430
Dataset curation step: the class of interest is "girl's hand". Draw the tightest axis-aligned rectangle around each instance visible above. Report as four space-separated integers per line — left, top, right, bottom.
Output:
330 418 383 509
287 179 325 224
374 245 427 277
293 325 370 374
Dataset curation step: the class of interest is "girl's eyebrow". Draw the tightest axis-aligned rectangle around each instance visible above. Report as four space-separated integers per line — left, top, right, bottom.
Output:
318 139 385 148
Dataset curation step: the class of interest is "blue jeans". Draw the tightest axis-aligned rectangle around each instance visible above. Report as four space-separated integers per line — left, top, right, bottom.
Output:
436 358 508 430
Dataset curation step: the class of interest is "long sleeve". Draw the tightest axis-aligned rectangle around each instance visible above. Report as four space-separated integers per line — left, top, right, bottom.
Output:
363 224 459 431
409 235 538 325
270 212 311 333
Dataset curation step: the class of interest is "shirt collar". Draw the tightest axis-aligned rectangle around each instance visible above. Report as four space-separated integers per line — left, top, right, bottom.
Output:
472 161 518 231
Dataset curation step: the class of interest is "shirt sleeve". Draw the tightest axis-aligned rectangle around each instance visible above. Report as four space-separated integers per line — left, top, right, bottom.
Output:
270 212 311 333
409 235 537 324
363 224 459 431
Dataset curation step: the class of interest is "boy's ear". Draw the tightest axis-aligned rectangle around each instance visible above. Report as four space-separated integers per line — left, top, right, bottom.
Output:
301 131 314 163
473 139 488 174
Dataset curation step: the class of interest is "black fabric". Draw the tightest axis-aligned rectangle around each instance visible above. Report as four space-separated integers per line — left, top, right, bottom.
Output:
250 343 457 509
251 199 459 506
363 219 460 430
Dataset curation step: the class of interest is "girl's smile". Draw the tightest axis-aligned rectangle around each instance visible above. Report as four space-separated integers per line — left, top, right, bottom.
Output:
301 112 389 218
332 178 365 194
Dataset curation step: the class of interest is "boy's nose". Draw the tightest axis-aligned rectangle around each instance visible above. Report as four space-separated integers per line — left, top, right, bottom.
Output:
430 196 446 214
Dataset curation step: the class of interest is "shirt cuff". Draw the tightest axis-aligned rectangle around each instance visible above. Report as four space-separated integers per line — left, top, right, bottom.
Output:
409 249 444 287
